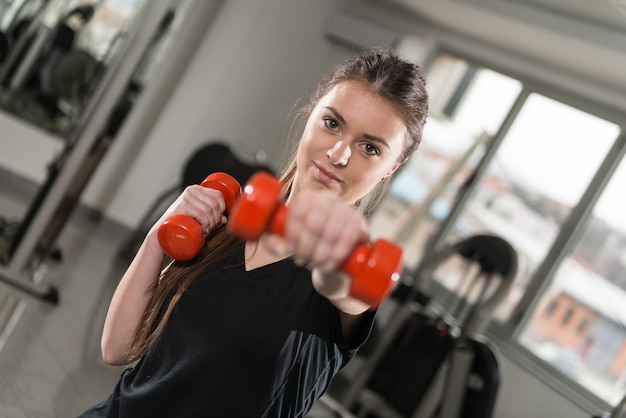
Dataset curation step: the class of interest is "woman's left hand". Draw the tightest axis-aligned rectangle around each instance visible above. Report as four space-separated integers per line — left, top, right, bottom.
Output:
287 190 367 268
269 190 372 313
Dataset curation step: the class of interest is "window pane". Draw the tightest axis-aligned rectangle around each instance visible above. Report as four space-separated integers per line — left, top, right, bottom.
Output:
369 55 522 271
437 93 619 321
520 153 626 405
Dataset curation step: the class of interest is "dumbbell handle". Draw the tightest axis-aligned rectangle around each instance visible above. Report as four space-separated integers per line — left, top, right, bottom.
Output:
158 172 241 261
228 172 402 307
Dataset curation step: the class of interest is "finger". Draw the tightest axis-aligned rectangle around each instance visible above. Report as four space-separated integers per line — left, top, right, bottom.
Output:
284 193 308 245
294 198 332 266
330 215 368 267
320 210 367 271
264 233 292 257
198 188 227 228
176 186 226 231
309 210 342 269
284 193 311 262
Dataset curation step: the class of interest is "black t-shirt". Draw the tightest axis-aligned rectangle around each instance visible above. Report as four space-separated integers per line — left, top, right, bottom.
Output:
79 242 375 417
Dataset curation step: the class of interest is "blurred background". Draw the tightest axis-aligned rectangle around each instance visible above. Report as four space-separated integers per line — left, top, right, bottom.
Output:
0 0 625 417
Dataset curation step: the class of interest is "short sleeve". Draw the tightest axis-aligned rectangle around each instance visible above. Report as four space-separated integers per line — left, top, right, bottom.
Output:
334 308 378 367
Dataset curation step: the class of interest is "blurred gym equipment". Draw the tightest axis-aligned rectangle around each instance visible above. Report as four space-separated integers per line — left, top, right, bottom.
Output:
0 1 175 304
322 234 518 418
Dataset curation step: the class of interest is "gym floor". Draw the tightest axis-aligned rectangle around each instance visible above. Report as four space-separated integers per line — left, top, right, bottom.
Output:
0 171 129 417
0 171 347 417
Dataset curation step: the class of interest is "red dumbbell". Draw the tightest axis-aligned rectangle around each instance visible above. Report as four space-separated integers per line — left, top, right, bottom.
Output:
158 172 241 261
227 171 402 307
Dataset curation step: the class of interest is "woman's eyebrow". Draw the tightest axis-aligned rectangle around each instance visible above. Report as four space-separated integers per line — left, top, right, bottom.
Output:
325 106 391 149
363 133 391 149
325 106 346 125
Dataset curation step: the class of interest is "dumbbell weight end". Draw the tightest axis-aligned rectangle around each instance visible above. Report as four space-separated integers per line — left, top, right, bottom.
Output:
343 239 403 307
158 172 241 261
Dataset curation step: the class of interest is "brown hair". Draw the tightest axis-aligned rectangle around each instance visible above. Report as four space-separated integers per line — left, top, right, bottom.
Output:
127 47 428 362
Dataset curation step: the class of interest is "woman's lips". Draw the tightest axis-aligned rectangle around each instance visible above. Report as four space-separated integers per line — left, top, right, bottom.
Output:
314 162 342 183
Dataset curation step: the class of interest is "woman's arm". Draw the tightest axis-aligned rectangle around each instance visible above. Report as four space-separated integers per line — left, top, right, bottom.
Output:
100 184 228 365
278 190 376 339
311 268 370 341
101 231 165 365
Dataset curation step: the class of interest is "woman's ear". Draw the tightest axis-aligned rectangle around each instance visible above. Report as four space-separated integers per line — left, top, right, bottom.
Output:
383 162 401 181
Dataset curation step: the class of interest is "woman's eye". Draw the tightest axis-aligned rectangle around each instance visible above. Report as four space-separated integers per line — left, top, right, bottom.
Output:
324 118 339 131
363 143 380 156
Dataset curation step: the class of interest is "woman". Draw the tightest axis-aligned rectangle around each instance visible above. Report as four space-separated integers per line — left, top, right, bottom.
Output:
79 47 428 417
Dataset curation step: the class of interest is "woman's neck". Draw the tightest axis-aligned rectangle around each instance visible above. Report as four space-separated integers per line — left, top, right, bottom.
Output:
243 235 292 271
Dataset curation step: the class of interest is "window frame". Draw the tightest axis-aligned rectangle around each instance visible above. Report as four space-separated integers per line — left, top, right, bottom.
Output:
406 47 626 413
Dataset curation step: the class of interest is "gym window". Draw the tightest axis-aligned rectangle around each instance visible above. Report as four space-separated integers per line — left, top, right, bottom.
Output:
369 49 626 412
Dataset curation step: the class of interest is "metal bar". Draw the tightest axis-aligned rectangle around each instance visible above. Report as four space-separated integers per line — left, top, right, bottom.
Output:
3 24 53 106
0 0 50 88
1 1 171 298
423 88 529 256
0 267 58 302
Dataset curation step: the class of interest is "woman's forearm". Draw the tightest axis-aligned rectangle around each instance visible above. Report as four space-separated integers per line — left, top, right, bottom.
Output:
100 230 166 365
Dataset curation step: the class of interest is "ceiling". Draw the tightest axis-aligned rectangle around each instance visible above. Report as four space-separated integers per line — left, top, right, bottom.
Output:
512 0 626 33
387 0 626 35
373 0 626 106
383 0 626 47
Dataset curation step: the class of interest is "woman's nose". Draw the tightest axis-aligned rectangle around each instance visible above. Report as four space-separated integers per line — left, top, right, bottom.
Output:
326 140 351 166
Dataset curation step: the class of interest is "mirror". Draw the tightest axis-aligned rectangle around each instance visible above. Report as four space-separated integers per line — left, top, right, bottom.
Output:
0 0 149 138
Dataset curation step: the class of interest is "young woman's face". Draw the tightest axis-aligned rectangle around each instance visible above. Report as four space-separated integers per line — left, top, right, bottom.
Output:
291 80 407 205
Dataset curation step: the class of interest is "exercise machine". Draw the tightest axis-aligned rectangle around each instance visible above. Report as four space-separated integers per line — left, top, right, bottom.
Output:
0 1 174 304
319 234 518 418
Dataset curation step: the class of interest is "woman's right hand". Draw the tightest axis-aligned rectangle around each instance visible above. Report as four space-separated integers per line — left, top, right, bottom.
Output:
149 184 229 243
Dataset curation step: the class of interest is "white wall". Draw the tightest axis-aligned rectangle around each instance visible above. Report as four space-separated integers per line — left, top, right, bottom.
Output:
495 357 590 418
0 112 63 183
84 0 357 228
